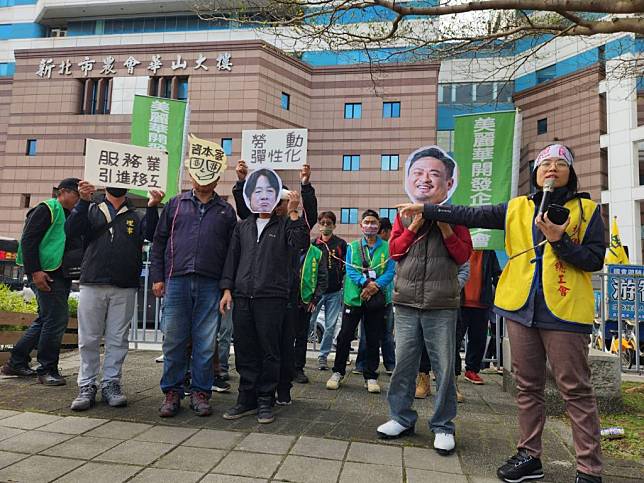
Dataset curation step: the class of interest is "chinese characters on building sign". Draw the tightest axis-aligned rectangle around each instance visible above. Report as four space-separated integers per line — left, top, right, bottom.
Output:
241 129 308 170
185 134 227 185
84 138 168 192
36 53 233 78
607 265 644 321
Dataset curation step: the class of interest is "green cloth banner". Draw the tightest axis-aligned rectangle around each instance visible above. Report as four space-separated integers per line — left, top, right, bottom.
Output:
451 110 515 250
131 95 187 200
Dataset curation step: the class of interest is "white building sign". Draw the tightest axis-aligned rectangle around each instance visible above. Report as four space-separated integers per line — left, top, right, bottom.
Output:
84 138 168 192
241 129 308 170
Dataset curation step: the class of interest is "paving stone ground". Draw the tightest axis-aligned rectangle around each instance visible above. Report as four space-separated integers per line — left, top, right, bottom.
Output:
0 350 641 482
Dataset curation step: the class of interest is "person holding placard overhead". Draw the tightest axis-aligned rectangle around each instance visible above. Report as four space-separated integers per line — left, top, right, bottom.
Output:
220 168 309 424
66 181 163 411
152 138 237 418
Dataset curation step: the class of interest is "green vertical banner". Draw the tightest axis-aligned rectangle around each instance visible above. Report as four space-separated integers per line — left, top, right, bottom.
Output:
451 110 516 250
131 95 187 200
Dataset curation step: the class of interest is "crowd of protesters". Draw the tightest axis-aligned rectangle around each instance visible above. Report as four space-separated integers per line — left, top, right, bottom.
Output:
1 143 605 483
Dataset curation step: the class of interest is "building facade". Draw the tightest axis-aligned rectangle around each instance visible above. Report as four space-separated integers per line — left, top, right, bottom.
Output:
0 1 642 258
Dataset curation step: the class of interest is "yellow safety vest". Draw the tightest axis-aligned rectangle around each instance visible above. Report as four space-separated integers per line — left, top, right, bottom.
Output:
495 196 597 325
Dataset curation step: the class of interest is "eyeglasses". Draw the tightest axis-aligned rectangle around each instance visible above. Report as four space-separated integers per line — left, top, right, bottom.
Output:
538 160 569 170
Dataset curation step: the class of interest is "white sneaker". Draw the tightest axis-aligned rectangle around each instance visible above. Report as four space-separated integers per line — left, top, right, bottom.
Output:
377 420 414 439
433 432 455 455
155 355 164 363
326 372 344 390
365 379 380 393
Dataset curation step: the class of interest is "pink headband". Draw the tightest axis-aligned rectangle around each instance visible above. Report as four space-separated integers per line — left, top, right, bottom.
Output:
534 144 574 170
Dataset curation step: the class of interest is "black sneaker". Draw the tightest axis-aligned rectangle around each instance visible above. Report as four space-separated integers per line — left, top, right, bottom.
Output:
38 372 66 386
293 370 309 384
257 397 274 424
219 372 230 381
212 376 231 393
276 389 292 406
223 403 257 420
575 472 601 483
497 450 544 483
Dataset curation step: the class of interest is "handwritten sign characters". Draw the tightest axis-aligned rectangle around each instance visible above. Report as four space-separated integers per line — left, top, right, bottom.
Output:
241 129 307 170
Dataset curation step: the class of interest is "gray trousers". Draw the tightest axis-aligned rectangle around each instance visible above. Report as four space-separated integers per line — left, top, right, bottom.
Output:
77 284 136 388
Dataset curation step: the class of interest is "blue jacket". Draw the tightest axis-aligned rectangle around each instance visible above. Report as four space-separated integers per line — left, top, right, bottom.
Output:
150 191 237 283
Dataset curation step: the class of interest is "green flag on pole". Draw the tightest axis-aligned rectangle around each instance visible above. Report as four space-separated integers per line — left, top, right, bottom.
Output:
131 95 187 200
451 110 516 250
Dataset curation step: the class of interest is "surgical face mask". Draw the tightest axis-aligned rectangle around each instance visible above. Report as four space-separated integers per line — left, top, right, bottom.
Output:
320 226 333 236
361 223 379 236
106 187 127 197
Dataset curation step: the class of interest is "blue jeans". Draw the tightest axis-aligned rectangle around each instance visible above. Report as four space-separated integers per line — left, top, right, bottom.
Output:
10 274 71 375
218 306 233 373
387 305 457 434
160 275 221 396
308 290 343 359
356 304 395 371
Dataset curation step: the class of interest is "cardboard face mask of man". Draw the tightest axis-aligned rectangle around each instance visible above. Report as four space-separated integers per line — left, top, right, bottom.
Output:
403 145 459 205
243 168 283 214
185 135 227 185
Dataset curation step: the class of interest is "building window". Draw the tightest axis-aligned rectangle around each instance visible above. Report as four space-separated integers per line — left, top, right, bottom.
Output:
381 154 399 171
281 92 290 110
342 154 360 171
80 78 112 114
148 76 188 100
455 83 473 104
344 103 362 119
25 139 37 156
536 65 556 84
341 208 359 224
537 118 548 135
379 208 397 221
221 138 232 156
48 27 67 37
20 194 31 208
383 101 400 118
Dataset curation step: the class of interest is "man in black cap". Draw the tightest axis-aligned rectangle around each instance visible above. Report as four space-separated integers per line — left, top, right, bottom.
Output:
1 178 81 385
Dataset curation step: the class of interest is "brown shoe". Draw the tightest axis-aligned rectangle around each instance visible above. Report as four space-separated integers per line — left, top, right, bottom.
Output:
159 390 181 418
189 391 212 417
415 373 431 399
1 363 36 377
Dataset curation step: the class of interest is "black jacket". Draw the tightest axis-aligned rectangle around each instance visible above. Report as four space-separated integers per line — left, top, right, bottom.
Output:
149 191 237 283
220 214 310 299
312 235 347 294
66 197 159 288
423 188 605 333
232 180 318 303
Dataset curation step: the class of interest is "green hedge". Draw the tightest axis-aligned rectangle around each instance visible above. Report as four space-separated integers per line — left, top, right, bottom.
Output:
0 284 78 317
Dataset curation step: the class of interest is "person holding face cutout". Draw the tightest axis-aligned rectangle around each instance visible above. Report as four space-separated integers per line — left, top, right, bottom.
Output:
220 167 310 424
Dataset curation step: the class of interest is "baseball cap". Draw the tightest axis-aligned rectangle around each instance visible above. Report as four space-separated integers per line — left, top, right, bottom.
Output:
55 178 80 193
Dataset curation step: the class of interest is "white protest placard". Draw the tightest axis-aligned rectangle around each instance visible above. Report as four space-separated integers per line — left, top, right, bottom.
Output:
241 128 307 170
84 138 168 191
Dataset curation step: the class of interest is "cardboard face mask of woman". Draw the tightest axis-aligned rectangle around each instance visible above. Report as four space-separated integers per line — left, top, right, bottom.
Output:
243 168 283 214
403 145 459 205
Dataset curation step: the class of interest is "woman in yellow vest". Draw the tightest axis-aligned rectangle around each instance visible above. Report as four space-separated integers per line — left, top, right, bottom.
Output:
397 144 605 483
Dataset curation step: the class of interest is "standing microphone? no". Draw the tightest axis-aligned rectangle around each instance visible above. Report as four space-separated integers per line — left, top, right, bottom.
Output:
538 178 556 216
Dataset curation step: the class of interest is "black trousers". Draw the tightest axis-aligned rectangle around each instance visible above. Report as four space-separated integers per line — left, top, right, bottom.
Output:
458 307 489 373
277 303 310 392
233 297 286 405
332 304 387 380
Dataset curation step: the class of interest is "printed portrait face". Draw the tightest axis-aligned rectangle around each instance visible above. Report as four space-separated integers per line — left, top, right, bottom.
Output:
243 168 283 214
404 145 458 204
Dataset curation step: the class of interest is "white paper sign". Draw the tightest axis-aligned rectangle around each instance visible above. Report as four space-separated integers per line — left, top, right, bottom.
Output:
84 138 168 192
241 128 307 170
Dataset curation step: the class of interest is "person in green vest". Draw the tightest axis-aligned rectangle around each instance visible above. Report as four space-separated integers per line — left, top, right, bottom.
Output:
1 178 81 386
326 209 395 394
